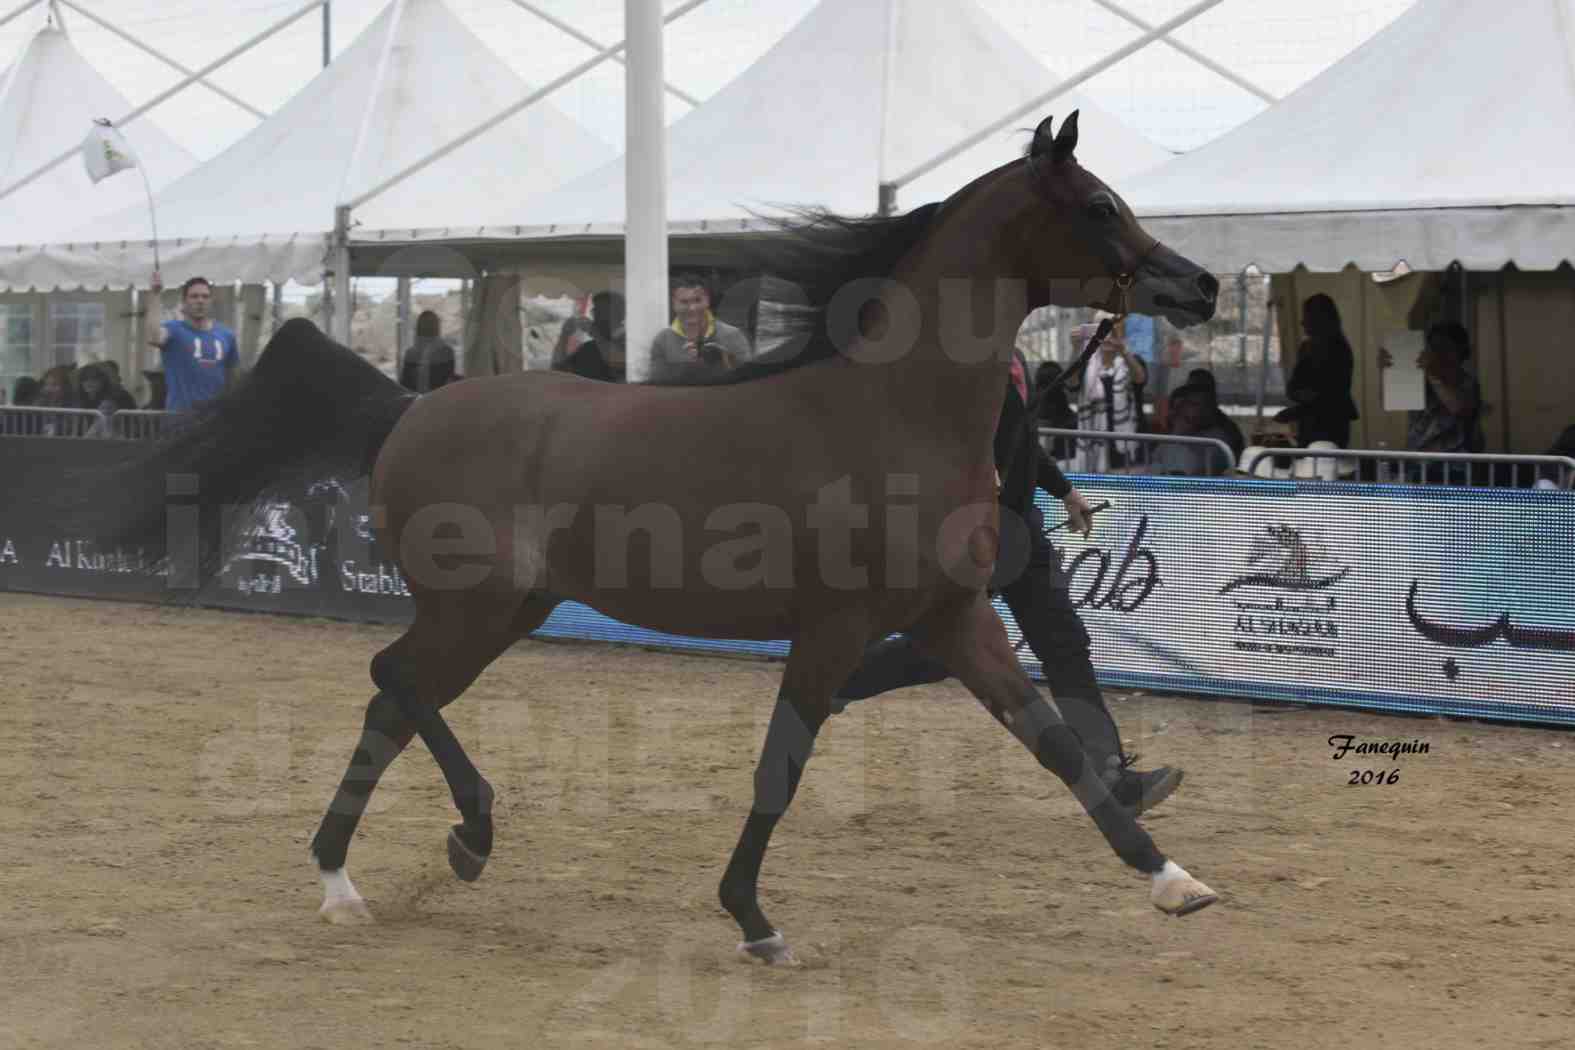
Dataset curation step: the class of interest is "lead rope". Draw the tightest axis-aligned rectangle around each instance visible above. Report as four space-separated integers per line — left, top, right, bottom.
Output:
1014 272 1131 480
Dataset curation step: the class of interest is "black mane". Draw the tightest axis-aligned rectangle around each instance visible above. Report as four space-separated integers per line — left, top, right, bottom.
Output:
644 202 944 387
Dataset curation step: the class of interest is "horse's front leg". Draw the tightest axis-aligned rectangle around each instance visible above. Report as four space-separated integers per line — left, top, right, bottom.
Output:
913 593 1218 916
718 614 872 965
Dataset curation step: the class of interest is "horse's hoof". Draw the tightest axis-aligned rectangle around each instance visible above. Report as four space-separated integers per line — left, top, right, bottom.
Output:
447 826 490 883
319 896 373 925
737 931 798 966
1152 863 1218 917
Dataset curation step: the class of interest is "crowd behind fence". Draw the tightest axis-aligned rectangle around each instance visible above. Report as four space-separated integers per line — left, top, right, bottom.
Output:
4 405 1568 492
1042 425 1575 490
1240 446 1575 490
1 405 176 440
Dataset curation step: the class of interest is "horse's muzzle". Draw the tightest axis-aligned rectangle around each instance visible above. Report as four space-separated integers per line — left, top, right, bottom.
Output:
1129 246 1219 327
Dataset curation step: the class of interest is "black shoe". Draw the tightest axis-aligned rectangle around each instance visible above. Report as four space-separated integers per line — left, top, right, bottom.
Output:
1109 766 1184 816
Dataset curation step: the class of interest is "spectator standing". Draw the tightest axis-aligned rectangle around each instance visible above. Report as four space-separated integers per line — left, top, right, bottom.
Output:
550 315 595 370
145 273 238 412
1382 321 1484 483
648 273 751 382
34 365 76 407
76 362 136 412
10 375 39 407
1076 318 1147 472
100 360 130 396
399 310 459 394
1033 359 1078 463
1152 334 1186 430
1278 293 1358 447
31 365 77 436
554 292 626 382
1181 368 1245 461
141 370 167 411
1148 377 1236 476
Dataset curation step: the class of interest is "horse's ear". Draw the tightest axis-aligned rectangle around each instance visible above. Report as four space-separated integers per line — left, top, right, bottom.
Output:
1052 110 1080 163
1029 115 1057 160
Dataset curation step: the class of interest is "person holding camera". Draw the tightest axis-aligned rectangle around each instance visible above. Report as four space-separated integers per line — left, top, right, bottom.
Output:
648 272 752 382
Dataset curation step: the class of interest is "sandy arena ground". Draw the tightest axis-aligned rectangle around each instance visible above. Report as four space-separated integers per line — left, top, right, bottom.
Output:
1 592 1572 1049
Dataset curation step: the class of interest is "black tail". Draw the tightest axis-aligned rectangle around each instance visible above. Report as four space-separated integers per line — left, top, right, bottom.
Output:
62 319 414 590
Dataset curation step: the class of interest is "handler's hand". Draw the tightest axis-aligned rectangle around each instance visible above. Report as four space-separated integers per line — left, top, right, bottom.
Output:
1062 488 1095 538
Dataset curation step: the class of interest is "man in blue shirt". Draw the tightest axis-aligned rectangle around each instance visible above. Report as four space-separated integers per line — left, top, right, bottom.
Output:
144 273 238 412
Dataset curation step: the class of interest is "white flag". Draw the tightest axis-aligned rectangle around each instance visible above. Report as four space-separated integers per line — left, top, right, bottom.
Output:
81 118 139 184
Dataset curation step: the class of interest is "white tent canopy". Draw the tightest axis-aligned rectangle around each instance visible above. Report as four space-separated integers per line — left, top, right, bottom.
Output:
1123 0 1575 273
0 0 617 291
356 0 1173 249
0 22 195 252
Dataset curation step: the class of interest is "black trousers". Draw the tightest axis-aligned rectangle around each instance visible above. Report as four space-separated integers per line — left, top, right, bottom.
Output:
836 505 1128 775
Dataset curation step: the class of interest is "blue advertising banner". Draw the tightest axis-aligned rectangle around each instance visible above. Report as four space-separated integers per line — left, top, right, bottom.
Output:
3 439 1571 725
1023 475 1575 726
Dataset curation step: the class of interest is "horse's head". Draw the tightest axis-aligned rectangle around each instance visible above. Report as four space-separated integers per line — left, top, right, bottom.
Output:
1020 112 1217 328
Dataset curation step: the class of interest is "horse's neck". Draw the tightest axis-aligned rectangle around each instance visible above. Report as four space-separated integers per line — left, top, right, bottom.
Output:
864 242 1030 458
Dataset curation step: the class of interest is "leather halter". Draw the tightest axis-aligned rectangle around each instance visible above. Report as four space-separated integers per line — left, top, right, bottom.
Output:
1049 232 1162 396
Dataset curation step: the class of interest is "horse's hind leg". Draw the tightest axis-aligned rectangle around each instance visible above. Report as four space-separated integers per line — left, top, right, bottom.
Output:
913 594 1217 917
310 690 416 923
310 592 558 921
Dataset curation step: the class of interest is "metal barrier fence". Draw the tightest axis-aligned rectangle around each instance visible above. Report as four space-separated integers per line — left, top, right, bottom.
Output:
1241 447 1575 489
8 403 1569 491
0 405 105 438
0 405 175 440
108 410 175 441
1037 426 1236 477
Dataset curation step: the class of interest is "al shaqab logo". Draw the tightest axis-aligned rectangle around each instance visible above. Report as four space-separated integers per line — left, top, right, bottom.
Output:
1221 524 1351 595
1222 524 1350 659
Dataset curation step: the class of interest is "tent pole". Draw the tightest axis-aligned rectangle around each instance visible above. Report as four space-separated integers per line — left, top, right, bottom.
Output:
396 276 411 356
890 0 1226 192
336 0 407 208
347 0 712 213
1256 285 1274 431
0 0 324 203
0 0 42 30
57 1 266 118
331 205 352 345
322 0 331 68
500 0 699 106
1496 277 1509 453
624 0 669 385
1088 0 1276 103
1237 271 1248 403
878 183 897 217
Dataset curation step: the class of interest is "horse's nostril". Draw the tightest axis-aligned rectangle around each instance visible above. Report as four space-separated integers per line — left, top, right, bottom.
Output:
1196 272 1220 302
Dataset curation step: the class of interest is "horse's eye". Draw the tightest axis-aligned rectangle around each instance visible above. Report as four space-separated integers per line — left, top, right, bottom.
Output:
1088 199 1119 221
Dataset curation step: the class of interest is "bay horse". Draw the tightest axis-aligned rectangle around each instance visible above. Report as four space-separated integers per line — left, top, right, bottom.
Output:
82 112 1221 963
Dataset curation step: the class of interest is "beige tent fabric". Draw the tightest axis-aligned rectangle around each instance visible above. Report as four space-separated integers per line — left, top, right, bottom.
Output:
1470 271 1575 456
462 275 523 378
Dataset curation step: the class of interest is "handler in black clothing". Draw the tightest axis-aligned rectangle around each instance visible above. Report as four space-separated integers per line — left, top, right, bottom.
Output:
834 354 1183 816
